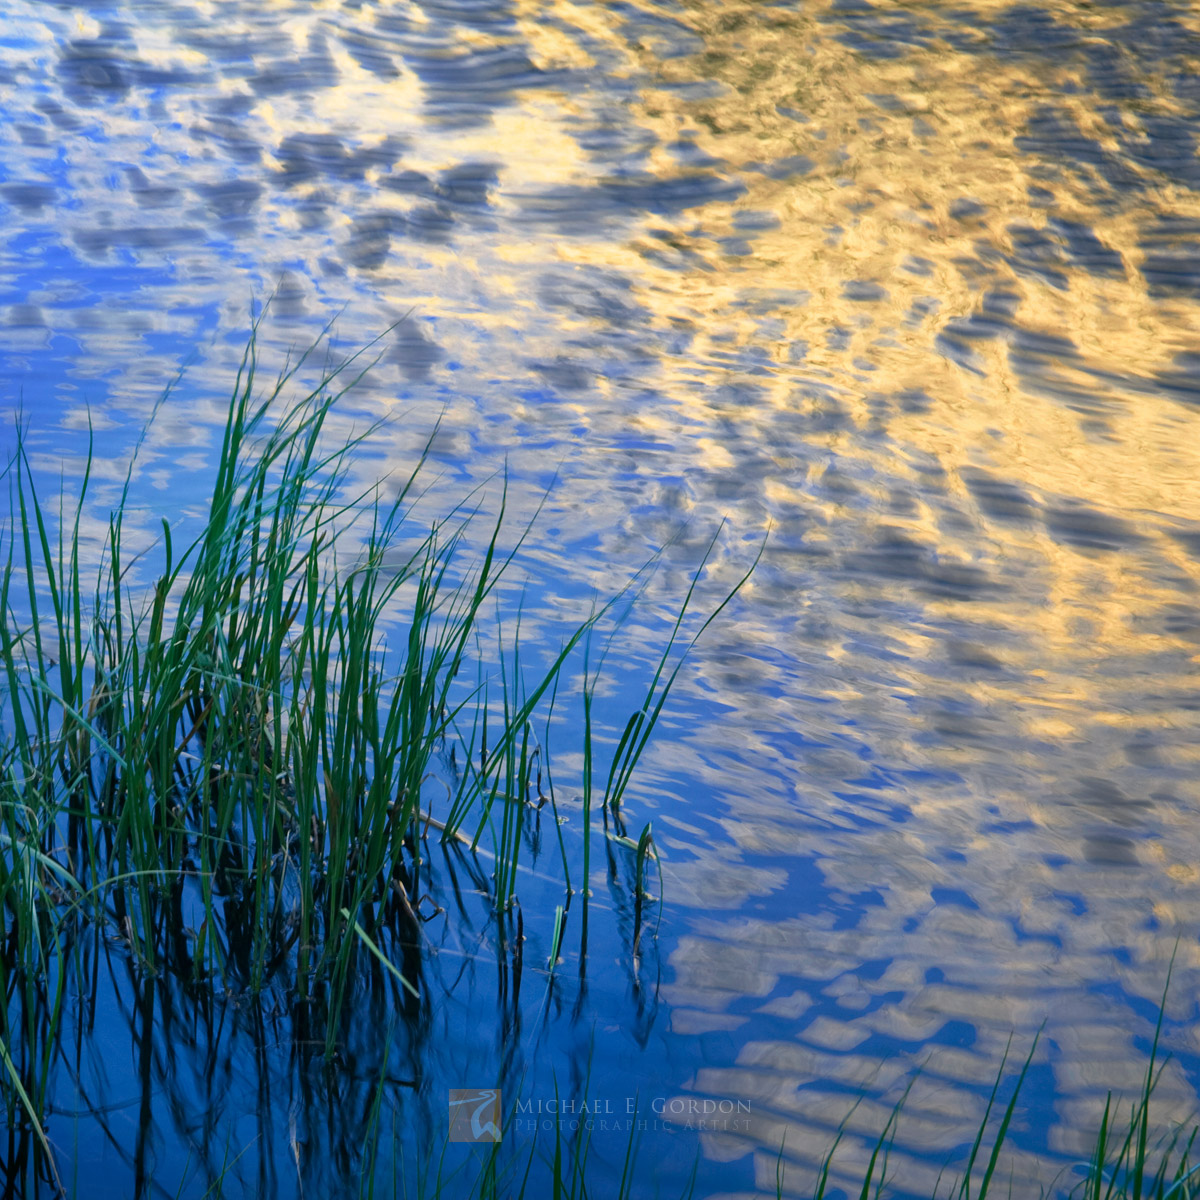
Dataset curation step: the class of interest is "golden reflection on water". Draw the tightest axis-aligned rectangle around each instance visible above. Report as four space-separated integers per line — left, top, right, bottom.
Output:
6 0 1200 1192
497 0 1200 1190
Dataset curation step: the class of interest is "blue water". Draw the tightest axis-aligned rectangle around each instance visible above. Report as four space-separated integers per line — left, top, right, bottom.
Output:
5 0 1200 1195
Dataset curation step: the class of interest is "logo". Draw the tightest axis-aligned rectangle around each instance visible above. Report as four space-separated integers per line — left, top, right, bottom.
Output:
448 1088 502 1142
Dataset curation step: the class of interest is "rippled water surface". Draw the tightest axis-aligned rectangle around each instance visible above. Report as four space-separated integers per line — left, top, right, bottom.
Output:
5 0 1200 1195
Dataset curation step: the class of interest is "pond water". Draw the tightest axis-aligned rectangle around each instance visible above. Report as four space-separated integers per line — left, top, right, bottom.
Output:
4 0 1200 1196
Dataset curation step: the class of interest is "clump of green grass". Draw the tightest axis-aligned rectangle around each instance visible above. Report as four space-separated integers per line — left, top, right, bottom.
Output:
0 325 756 1190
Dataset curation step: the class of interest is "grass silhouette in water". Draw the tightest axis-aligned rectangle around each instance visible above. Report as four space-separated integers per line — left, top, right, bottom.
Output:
0 326 758 1193
312 970 1200 1200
